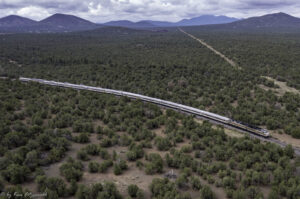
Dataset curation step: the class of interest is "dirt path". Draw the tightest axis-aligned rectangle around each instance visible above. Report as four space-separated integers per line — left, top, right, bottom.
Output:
179 28 239 69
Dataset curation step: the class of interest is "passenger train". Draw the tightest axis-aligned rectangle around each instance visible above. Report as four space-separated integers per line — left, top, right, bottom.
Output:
19 77 270 138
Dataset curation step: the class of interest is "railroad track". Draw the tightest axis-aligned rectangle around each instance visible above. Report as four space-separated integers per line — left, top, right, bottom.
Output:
19 77 300 156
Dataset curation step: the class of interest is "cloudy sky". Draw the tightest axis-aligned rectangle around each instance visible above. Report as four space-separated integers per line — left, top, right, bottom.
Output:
0 0 300 23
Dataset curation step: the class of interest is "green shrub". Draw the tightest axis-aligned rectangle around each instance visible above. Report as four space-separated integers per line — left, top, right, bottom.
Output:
59 158 83 182
2 164 30 184
128 184 139 198
36 175 67 197
99 160 113 173
88 161 100 173
74 133 90 143
200 185 215 199
77 149 90 161
145 153 163 174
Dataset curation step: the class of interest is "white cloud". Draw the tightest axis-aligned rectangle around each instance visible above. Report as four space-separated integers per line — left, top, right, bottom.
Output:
16 6 50 20
0 0 300 22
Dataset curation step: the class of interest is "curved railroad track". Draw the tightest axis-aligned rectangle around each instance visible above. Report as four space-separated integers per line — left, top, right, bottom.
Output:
18 77 300 156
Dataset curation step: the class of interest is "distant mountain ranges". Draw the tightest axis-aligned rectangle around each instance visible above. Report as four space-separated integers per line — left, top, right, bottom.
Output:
103 15 239 28
0 14 100 33
222 12 300 29
0 12 300 33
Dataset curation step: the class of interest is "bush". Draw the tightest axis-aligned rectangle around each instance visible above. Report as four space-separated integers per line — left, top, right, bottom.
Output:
98 182 122 199
126 144 144 161
49 147 66 163
145 153 163 174
284 145 294 158
85 144 100 155
207 176 215 184
76 183 118 199
150 178 178 198
76 185 90 199
128 184 139 198
268 189 280 199
75 185 90 199
2 132 27 149
136 190 144 199
2 164 30 184
44 188 59 199
146 119 159 129
177 192 192 199
165 151 192 169
74 133 90 143
59 158 83 182
77 149 90 161
222 176 236 189
113 160 127 175
191 176 202 190
200 185 215 199
126 151 137 161
246 186 262 199
99 160 113 173
155 137 172 151
266 119 279 130
114 164 122 175
99 148 111 160
36 175 67 197
232 190 246 199
68 180 78 196
181 145 193 153
88 161 100 173
119 135 132 146
24 150 39 170
119 159 128 170
100 138 112 147
291 127 300 138
176 174 189 189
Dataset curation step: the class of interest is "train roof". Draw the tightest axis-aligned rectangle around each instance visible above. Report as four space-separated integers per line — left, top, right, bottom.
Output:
20 77 232 122
232 119 267 131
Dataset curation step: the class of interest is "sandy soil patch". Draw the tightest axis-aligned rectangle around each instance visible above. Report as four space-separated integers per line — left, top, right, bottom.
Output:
81 164 163 198
93 119 105 128
21 182 39 195
9 59 22 67
231 100 238 108
43 142 85 178
260 186 271 199
223 128 245 138
272 131 300 148
153 126 166 137
261 76 300 96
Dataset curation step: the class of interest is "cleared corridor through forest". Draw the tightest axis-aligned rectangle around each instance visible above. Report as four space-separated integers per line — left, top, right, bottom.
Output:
179 28 239 68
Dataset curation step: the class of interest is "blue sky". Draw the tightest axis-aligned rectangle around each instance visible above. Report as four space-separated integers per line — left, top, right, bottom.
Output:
0 0 299 22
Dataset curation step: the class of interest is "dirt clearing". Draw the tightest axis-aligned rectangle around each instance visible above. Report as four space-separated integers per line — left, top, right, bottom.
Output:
261 76 300 96
272 131 300 148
